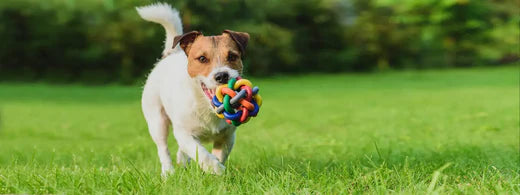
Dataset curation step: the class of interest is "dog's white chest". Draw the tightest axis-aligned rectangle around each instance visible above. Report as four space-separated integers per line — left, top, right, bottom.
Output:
155 62 232 141
184 101 231 140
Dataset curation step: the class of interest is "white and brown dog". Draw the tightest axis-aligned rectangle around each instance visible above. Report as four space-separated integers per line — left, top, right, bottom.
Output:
136 3 249 175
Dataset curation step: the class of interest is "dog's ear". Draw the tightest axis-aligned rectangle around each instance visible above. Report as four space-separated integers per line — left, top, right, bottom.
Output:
223 30 250 56
173 31 202 55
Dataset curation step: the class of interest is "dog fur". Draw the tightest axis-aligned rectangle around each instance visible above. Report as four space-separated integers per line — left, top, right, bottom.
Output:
136 3 250 175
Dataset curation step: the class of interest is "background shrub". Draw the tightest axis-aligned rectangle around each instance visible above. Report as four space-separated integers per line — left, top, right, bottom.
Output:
0 0 517 84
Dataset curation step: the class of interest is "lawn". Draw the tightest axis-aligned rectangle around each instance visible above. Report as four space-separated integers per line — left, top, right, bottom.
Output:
0 66 518 194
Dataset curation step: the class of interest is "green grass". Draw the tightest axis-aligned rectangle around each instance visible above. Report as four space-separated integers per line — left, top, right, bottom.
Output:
0 66 518 194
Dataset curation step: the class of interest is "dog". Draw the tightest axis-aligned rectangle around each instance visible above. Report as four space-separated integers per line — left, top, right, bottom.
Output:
136 3 250 175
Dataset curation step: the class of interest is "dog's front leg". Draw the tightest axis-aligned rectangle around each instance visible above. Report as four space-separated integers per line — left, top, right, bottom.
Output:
173 128 225 175
212 129 236 163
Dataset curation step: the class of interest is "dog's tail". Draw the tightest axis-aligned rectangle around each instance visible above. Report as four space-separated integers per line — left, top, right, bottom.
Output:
136 3 183 56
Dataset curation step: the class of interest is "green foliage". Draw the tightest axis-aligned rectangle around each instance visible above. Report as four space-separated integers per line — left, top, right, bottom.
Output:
348 0 519 69
0 0 162 84
0 66 518 193
0 0 517 84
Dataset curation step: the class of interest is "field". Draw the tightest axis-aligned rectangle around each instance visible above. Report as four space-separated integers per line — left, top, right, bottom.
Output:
0 66 518 194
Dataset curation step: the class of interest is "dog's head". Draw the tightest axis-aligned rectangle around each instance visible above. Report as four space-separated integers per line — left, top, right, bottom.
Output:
173 30 249 100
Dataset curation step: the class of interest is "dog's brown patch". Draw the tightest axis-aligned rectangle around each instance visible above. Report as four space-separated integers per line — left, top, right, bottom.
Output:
174 31 249 78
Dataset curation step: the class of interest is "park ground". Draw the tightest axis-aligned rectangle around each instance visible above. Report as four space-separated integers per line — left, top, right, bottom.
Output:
0 65 518 194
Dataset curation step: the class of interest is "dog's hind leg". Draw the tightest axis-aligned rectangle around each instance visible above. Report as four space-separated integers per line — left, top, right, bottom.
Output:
212 130 236 164
176 149 191 167
142 92 173 176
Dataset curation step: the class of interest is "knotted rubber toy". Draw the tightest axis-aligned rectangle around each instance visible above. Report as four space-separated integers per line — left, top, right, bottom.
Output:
212 76 262 126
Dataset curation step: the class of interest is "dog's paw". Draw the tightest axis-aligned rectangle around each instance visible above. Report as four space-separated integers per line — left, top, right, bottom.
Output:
201 158 226 175
161 165 175 177
212 162 226 175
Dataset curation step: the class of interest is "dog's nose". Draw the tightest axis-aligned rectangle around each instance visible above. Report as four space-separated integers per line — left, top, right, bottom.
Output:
214 72 230 84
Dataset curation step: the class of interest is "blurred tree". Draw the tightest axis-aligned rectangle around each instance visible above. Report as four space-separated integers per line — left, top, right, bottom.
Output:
0 0 517 84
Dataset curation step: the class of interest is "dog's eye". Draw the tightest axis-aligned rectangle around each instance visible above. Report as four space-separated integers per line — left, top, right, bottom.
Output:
197 56 208 63
227 53 238 62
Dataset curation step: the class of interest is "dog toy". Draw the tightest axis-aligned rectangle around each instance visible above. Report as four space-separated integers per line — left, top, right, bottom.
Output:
212 76 262 126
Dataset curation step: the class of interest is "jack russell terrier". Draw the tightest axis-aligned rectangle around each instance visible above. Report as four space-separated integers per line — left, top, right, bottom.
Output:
137 3 250 175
